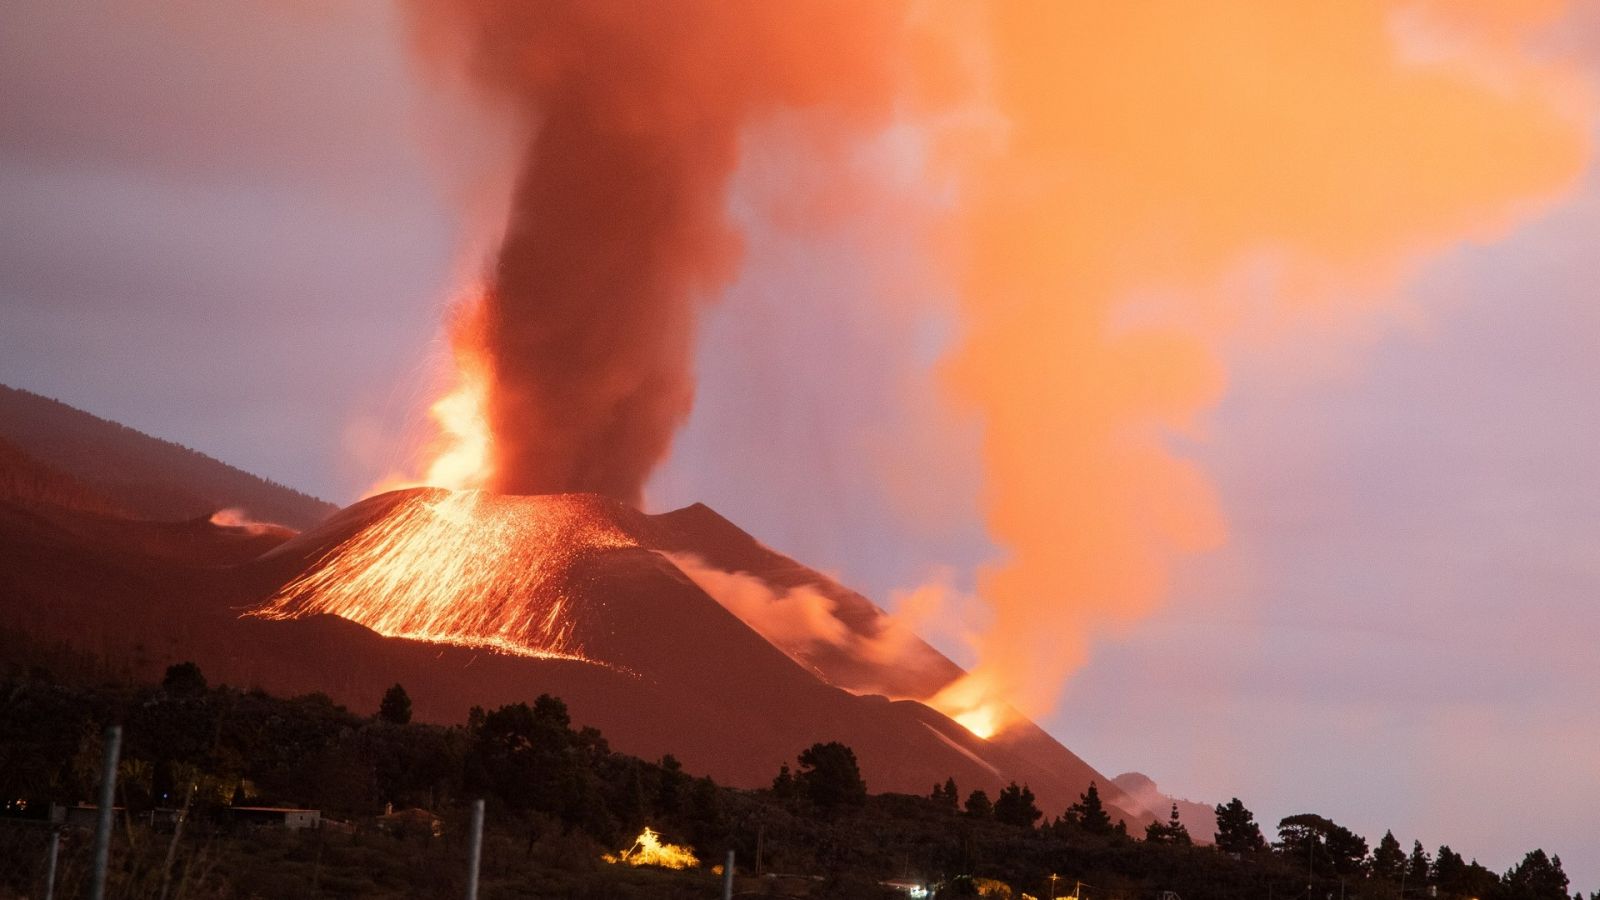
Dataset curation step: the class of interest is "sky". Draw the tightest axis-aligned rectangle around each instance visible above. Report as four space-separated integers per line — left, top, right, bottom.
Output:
1 2 1596 884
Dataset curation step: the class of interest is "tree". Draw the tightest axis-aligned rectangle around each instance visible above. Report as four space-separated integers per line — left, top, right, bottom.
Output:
993 782 1042 828
1066 781 1113 835
1214 797 1266 854
162 661 207 695
1499 849 1568 900
1146 803 1192 845
964 789 992 819
1373 830 1406 882
1434 845 1467 894
1407 841 1432 888
378 683 412 725
1277 813 1369 876
931 777 959 811
795 742 866 809
773 763 795 799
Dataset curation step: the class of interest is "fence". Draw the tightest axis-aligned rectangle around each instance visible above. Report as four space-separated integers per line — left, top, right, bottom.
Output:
0 727 488 899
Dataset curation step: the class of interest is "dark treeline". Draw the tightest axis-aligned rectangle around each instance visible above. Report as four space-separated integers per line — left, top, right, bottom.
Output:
0 657 1590 900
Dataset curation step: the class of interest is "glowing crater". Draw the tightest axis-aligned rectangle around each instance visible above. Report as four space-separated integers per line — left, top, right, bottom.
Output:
249 489 637 661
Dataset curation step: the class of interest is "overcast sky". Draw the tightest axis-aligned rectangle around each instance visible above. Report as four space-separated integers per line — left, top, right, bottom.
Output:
2 3 1595 884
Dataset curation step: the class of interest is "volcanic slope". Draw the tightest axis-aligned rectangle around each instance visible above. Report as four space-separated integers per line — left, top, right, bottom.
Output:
0 384 334 528
0 403 1155 827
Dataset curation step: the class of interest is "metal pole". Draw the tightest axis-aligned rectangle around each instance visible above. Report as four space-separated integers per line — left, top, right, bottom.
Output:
722 850 735 900
43 828 61 900
89 725 122 900
465 799 484 900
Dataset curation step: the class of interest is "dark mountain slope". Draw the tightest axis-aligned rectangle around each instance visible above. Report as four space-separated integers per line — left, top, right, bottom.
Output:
0 384 334 527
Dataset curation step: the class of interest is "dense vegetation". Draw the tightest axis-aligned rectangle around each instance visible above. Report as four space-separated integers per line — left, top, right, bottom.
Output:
0 657 1590 900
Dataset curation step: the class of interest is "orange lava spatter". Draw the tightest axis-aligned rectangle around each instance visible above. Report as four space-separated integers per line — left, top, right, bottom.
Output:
249 490 638 661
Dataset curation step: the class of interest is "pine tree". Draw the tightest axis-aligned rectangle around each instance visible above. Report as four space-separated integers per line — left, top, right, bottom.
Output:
964 789 993 819
378 683 412 725
1434 845 1466 895
1501 849 1569 900
772 763 795 799
1066 781 1113 835
1213 797 1266 853
1373 830 1405 882
994 782 1043 828
795 742 866 808
1145 803 1192 845
1407 841 1432 887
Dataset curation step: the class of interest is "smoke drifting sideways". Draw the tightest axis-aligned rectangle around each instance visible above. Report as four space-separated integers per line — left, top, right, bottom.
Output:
388 2 1592 740
400 0 914 505
926 1 1592 733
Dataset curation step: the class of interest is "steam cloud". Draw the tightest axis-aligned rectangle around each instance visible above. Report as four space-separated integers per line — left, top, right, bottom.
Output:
403 0 911 504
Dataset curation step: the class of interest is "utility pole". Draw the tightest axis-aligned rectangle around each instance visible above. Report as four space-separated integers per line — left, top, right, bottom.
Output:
465 799 485 900
89 725 122 900
722 850 735 900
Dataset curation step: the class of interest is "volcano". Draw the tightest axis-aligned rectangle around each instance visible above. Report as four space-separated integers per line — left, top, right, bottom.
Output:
0 385 1164 828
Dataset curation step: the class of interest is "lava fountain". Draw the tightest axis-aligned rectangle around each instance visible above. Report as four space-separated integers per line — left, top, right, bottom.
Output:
250 490 638 661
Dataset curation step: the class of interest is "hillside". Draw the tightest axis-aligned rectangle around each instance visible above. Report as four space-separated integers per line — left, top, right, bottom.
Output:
0 392 1164 830
0 384 335 528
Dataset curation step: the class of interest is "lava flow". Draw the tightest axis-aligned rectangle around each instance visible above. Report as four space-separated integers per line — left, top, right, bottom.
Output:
250 490 638 661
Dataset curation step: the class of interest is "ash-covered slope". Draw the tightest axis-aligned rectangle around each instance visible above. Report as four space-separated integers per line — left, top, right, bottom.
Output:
214 488 1152 823
0 398 1156 826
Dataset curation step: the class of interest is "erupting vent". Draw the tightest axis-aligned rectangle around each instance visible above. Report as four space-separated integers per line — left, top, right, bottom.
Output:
250 489 638 661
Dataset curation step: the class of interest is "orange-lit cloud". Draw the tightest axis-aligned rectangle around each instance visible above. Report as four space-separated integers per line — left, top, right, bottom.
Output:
926 1 1591 730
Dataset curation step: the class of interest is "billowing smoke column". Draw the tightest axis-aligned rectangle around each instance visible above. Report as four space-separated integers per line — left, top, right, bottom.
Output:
403 0 911 504
385 2 1592 738
927 1 1591 733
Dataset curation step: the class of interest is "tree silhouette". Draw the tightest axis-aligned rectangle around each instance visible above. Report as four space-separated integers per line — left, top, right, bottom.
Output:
161 661 207 695
1407 841 1431 888
994 782 1043 828
1066 781 1113 835
378 683 412 725
1500 849 1569 900
1146 803 1191 845
795 741 866 809
931 776 960 811
1373 830 1405 882
964 789 993 819
773 762 795 799
1214 797 1266 853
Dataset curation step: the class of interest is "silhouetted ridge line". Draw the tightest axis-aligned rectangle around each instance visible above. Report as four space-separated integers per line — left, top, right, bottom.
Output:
0 384 335 528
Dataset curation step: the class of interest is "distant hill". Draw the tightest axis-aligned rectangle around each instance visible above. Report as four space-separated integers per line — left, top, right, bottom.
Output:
0 384 334 528
1112 772 1218 842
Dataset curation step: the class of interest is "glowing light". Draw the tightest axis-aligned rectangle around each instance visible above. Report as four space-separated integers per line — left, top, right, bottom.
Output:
929 675 1013 740
602 827 699 869
248 489 638 661
375 287 497 494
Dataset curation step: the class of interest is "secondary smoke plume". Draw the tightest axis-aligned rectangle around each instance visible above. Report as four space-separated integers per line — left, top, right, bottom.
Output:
402 0 911 504
927 1 1591 732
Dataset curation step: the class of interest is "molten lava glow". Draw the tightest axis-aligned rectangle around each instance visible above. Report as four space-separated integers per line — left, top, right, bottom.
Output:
418 367 493 491
250 490 638 660
375 289 497 494
929 675 1013 741
602 827 699 870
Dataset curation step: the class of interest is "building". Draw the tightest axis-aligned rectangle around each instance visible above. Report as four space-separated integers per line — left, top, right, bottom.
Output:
228 806 321 830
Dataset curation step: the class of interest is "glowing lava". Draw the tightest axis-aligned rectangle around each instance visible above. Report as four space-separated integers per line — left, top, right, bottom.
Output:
602 827 699 869
250 490 638 660
930 676 1013 741
377 289 496 494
